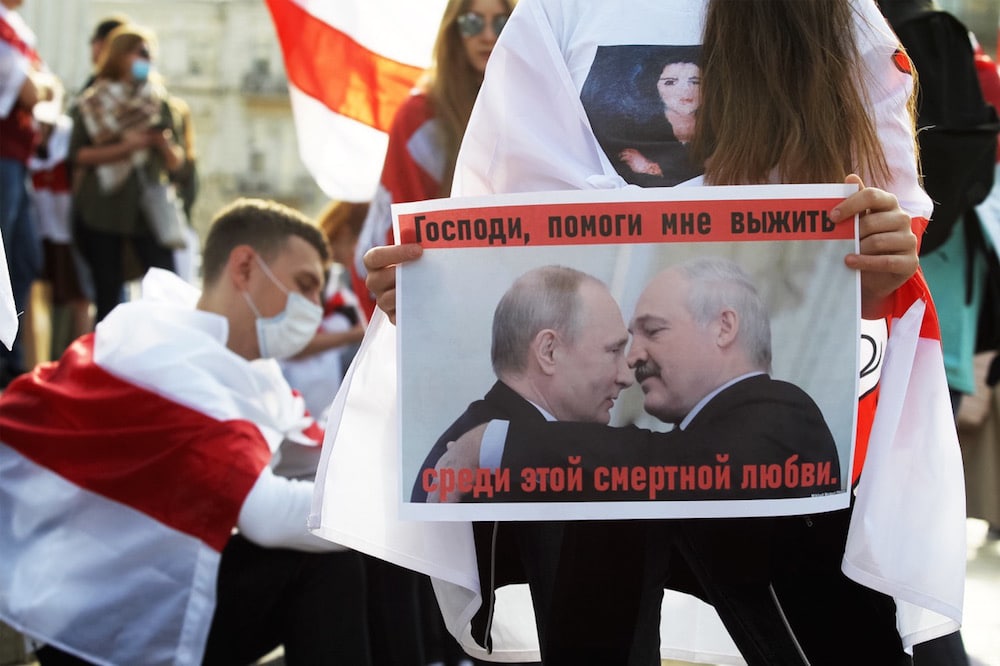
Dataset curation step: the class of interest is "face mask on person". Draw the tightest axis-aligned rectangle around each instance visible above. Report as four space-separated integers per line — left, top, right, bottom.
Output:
242 254 322 360
131 59 151 81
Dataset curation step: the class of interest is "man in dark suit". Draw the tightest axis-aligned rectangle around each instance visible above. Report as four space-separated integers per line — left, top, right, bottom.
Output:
410 264 638 660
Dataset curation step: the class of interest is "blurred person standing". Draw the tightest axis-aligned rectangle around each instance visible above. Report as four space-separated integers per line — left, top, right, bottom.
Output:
80 15 129 92
0 0 57 386
69 24 184 323
28 107 94 358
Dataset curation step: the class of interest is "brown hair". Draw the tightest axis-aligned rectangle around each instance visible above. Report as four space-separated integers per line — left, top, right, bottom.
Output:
317 200 369 246
691 0 908 187
202 198 330 286
96 25 155 82
422 0 516 195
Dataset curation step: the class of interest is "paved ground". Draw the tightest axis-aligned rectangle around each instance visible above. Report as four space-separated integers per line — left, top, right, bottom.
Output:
962 519 1000 666
4 519 998 665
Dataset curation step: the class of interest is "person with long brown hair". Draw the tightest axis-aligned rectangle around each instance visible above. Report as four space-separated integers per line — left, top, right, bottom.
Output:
351 0 516 322
351 0 960 664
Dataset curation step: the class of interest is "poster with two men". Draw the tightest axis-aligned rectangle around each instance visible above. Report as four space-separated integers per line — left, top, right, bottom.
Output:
395 184 864 521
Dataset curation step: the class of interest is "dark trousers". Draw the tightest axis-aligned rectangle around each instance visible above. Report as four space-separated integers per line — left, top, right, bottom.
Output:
644 508 909 666
75 219 174 323
538 509 910 666
203 534 371 665
362 555 426 666
540 520 650 665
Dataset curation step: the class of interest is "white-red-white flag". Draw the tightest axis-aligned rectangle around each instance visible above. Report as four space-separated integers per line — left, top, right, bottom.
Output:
0 270 318 665
264 0 447 202
843 274 967 649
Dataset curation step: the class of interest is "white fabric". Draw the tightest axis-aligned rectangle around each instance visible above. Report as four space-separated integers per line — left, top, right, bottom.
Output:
0 229 16 350
0 445 219 666
0 5 32 118
0 268 343 664
843 300 967 648
287 84 390 203
312 0 947 661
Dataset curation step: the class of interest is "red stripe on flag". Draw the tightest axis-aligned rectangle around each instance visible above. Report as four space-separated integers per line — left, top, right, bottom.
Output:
0 336 270 552
265 0 425 133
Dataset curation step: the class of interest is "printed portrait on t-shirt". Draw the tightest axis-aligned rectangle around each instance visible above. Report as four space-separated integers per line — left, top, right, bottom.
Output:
581 45 704 187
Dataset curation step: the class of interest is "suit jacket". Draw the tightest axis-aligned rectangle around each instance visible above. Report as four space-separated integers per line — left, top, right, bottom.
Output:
412 380 564 651
501 374 841 501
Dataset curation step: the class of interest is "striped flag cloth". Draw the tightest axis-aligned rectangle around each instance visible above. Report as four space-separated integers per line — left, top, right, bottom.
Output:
264 0 447 201
0 270 313 665
843 272 967 649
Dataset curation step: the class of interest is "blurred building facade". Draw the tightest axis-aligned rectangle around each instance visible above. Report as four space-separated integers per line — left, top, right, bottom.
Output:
21 0 328 240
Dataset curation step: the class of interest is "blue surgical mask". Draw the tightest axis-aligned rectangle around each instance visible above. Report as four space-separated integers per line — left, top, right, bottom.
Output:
131 59 151 82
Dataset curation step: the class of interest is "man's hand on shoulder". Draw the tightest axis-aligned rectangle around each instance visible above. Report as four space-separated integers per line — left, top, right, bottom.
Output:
427 423 488 503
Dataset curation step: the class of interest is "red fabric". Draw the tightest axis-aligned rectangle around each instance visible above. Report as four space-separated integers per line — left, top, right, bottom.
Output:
0 335 271 552
851 263 941 485
31 159 70 192
0 16 40 65
972 45 1000 161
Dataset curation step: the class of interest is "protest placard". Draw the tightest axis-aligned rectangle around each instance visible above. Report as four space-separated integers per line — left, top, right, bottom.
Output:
396 183 859 521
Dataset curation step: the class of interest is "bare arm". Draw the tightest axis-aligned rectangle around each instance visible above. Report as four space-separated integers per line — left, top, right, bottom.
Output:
292 324 365 359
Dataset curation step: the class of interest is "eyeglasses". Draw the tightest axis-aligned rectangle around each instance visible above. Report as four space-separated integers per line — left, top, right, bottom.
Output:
456 11 508 39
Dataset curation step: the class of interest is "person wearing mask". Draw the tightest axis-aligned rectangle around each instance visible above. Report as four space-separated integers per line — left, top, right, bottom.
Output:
0 198 371 665
70 24 184 322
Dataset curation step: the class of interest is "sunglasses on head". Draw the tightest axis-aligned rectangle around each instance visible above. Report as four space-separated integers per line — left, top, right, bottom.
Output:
456 11 508 38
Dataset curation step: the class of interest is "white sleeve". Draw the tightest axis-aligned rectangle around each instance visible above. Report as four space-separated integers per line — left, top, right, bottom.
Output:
852 0 933 221
479 419 510 470
238 466 347 552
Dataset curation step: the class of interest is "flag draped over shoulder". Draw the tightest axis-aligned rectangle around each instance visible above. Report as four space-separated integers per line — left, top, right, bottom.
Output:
0 270 309 665
264 0 447 201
